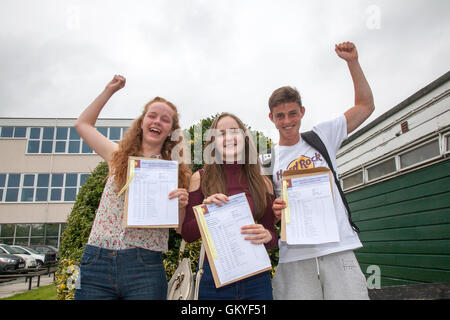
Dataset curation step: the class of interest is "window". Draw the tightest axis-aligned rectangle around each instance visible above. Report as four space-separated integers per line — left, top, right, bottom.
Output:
30 224 45 245
0 172 90 203
45 224 60 246
68 127 81 153
0 126 13 137
0 126 27 138
367 158 396 181
21 174 35 202
27 127 41 153
31 224 45 237
109 127 121 142
399 139 440 169
64 173 78 201
55 127 68 153
0 126 26 138
0 174 5 202
5 173 20 202
50 174 64 201
0 223 65 247
82 141 93 153
41 127 54 153
446 134 450 153
342 171 363 190
24 126 128 154
15 224 30 237
0 224 15 245
36 174 49 201
80 174 90 187
342 134 448 189
97 126 126 143
14 127 27 138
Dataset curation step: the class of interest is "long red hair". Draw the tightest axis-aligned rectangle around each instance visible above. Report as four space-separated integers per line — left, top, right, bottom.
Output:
109 97 191 191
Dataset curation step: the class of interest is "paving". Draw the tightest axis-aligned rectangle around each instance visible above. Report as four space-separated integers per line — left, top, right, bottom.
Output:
0 273 56 299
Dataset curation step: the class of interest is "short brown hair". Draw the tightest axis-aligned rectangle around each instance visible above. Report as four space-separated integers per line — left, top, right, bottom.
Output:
268 86 302 112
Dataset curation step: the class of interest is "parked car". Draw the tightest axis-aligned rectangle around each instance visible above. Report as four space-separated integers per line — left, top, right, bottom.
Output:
0 253 26 274
29 245 59 261
0 244 37 271
11 245 48 268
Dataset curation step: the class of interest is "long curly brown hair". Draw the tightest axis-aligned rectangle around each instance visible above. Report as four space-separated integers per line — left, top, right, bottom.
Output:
201 113 270 221
109 97 191 191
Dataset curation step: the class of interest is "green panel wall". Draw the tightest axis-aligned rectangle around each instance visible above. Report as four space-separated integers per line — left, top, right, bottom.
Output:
346 159 450 287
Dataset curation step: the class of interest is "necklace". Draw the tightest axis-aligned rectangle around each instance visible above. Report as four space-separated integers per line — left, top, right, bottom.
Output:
141 153 162 159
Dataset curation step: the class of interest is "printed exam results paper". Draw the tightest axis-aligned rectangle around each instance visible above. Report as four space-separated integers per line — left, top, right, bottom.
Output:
125 158 178 227
283 171 340 245
194 193 272 287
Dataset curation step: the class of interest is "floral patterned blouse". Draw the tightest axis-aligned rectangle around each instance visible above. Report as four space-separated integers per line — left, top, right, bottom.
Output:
87 175 169 252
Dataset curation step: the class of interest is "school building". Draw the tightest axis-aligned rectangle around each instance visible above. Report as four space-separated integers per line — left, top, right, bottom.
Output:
0 118 133 247
337 71 450 287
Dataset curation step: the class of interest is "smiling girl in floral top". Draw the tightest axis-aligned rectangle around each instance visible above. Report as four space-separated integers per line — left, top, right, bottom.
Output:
74 75 191 300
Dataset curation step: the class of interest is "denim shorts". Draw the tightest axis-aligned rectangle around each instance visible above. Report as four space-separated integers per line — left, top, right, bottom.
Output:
74 244 167 300
198 261 273 300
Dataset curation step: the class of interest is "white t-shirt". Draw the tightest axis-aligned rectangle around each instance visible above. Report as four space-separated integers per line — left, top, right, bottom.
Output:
273 114 362 263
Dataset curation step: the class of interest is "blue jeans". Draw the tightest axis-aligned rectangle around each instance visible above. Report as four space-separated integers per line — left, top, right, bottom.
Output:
198 261 273 300
74 245 167 300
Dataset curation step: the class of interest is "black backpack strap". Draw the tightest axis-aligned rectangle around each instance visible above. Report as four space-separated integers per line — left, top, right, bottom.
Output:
301 131 360 233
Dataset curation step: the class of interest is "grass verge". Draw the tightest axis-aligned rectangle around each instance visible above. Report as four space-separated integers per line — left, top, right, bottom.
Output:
0 284 57 300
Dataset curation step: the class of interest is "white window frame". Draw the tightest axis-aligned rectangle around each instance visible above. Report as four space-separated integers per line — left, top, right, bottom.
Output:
0 126 28 139
397 138 441 171
24 126 126 155
341 170 364 191
0 172 90 203
365 156 398 183
443 131 450 155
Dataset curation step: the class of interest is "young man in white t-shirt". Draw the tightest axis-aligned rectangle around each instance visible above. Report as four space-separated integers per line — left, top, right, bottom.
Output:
269 42 375 299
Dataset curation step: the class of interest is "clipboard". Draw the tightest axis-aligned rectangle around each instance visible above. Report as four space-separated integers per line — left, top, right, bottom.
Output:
192 194 272 288
280 167 335 243
122 156 179 229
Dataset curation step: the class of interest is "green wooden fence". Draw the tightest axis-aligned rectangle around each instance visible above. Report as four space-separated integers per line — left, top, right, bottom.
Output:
346 159 450 287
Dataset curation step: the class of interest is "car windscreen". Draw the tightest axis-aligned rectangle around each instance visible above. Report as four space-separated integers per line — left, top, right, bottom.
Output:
0 245 22 254
21 246 40 254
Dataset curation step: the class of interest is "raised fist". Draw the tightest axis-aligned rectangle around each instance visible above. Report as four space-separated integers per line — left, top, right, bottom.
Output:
105 74 126 94
335 42 358 62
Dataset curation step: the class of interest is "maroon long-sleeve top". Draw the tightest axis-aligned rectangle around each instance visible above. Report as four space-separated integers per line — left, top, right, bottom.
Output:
181 164 278 251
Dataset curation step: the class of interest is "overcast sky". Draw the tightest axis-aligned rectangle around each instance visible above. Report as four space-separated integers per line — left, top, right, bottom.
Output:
1 0 449 141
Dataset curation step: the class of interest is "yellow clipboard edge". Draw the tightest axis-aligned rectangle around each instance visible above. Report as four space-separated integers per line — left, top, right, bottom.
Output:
280 167 335 242
193 204 221 288
122 156 180 229
282 180 291 224
193 205 218 259
193 198 272 288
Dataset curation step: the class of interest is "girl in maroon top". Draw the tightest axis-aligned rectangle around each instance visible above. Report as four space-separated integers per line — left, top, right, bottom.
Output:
181 113 277 300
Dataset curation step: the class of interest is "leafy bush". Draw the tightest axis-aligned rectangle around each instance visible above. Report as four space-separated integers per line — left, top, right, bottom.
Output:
56 161 109 300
